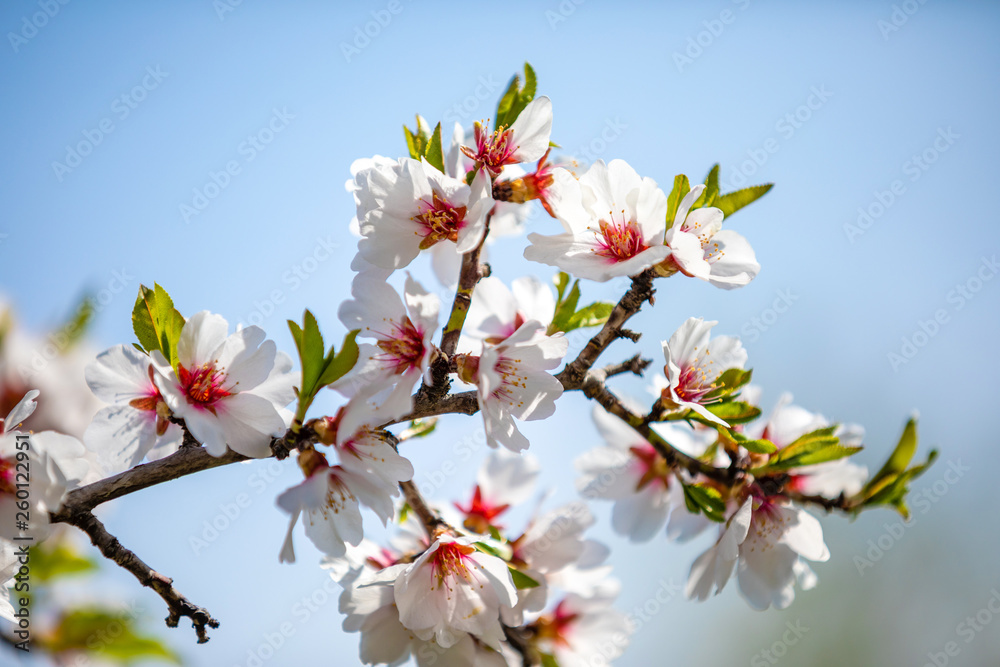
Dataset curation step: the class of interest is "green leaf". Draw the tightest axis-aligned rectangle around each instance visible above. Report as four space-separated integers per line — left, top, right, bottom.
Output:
494 75 520 131
665 174 691 231
698 163 721 209
702 368 753 401
550 279 581 332
287 311 360 422
294 309 326 397
565 302 614 331
45 609 181 664
57 295 95 350
397 418 439 441
540 654 560 667
131 285 159 353
403 115 432 160
735 436 778 455
130 284 184 369
866 416 918 492
403 125 419 160
474 541 504 559
862 449 938 519
682 483 726 522
553 271 571 302
703 401 762 425
494 62 538 130
508 567 541 589
317 329 360 387
423 123 445 173
715 183 774 217
752 427 862 473
521 62 537 103
30 540 98 582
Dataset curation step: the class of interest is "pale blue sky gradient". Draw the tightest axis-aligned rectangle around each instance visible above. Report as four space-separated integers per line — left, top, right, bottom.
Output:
2 1 999 665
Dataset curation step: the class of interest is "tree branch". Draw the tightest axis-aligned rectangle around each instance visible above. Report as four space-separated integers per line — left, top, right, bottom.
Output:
399 480 448 538
580 369 738 485
50 446 249 521
63 510 219 643
601 353 653 379
557 268 655 390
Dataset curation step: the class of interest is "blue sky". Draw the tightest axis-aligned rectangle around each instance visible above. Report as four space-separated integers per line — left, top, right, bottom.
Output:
2 1 999 665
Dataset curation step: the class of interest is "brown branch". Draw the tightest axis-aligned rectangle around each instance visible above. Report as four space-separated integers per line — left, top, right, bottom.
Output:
580 369 738 485
557 268 655 390
783 489 855 513
503 625 538 666
63 510 219 643
50 446 249 521
399 480 447 537
601 353 653 379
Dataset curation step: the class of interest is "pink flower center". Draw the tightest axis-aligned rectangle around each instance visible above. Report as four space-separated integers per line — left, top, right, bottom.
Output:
674 361 718 404
178 362 231 407
595 211 648 262
374 317 425 373
461 122 518 177
432 541 475 586
629 444 671 491
412 192 467 249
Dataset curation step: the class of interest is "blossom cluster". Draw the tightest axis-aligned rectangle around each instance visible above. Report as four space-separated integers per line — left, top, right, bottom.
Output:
1 64 933 667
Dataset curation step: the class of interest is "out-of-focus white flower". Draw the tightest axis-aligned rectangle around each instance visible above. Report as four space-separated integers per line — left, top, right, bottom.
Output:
531 594 632 667
393 535 517 650
464 276 555 344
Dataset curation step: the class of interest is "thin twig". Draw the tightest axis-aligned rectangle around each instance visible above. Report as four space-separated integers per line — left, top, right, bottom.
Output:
64 510 219 643
601 353 653 379
399 480 447 537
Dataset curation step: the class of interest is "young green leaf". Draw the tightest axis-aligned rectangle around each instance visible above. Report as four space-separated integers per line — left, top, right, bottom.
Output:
703 401 762 425
865 415 918 493
664 174 691 232
30 540 98 583
509 567 542 589
549 278 581 332
682 483 726 522
565 302 614 331
130 284 185 368
423 122 446 173
287 311 360 422
553 271 571 303
57 295 95 350
715 183 774 217
702 368 753 401
317 330 360 387
700 163 721 208
494 62 539 130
